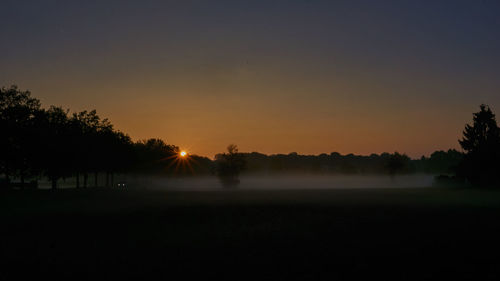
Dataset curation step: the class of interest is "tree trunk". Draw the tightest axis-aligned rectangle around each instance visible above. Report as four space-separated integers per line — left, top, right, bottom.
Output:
51 179 57 190
83 173 88 188
95 172 98 187
76 172 80 188
106 172 110 187
111 173 114 187
20 170 25 190
5 163 10 184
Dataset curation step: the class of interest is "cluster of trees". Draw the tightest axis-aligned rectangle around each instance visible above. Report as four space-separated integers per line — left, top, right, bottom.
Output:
228 104 499 187
0 85 211 189
237 150 462 175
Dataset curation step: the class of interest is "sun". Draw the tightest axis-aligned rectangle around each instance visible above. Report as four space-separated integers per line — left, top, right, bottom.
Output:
164 149 195 174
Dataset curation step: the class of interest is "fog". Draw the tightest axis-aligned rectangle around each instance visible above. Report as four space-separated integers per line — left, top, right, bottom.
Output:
34 174 436 190
149 174 435 191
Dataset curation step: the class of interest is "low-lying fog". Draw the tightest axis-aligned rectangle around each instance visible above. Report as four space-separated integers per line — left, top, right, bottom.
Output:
151 174 435 191
35 174 436 190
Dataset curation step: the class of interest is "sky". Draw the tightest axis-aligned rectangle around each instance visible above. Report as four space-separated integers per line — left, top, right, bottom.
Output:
1 0 500 158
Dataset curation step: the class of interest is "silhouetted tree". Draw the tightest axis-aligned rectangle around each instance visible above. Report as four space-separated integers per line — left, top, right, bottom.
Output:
458 104 500 186
0 85 42 186
421 149 463 174
134 138 178 175
106 130 135 185
68 110 98 187
41 106 73 189
385 152 410 177
215 144 246 187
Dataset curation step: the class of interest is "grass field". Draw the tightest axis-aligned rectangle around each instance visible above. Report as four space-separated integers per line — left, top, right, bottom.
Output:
2 186 500 280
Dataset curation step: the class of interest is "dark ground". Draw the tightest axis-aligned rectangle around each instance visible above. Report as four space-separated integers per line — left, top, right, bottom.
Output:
2 186 500 280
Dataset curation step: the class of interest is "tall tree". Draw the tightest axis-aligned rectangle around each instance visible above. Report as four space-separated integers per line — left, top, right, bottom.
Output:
134 138 178 175
0 85 42 185
458 104 500 186
215 144 246 187
69 110 104 188
385 152 411 177
40 106 72 189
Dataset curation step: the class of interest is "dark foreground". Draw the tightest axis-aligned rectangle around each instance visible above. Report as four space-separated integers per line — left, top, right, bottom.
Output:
2 187 500 280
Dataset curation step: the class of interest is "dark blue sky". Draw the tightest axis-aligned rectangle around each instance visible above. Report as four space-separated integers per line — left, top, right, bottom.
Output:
2 0 499 157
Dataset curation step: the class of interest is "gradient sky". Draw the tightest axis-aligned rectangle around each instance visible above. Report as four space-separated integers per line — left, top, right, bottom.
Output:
2 0 499 158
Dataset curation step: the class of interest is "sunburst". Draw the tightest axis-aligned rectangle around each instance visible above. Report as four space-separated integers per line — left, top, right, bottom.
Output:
162 149 196 174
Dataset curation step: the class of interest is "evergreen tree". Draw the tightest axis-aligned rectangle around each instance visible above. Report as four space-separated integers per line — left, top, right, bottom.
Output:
458 104 500 186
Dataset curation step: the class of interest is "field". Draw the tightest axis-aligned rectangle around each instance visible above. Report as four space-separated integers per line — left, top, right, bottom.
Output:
2 186 500 280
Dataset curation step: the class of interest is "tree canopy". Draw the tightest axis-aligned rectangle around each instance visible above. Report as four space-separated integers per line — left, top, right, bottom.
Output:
0 85 210 189
458 104 500 186
215 144 246 187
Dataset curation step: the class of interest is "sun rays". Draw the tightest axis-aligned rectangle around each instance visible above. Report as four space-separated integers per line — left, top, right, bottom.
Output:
162 149 197 174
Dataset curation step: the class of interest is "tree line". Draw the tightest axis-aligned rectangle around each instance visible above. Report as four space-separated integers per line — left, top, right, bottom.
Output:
0 85 210 189
226 149 462 176
235 104 500 187
2 85 499 188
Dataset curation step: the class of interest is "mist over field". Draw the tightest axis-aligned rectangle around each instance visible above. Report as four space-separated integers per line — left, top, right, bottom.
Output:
160 174 435 190
34 174 435 190
51 174 434 190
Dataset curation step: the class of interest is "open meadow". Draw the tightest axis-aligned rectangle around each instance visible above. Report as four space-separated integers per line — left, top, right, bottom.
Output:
2 185 500 280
